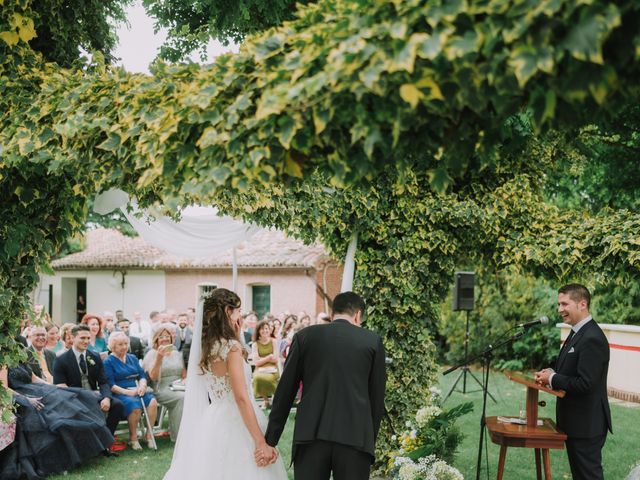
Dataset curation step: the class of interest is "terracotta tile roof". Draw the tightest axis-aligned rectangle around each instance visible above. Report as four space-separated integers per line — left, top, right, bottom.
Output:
51 228 332 270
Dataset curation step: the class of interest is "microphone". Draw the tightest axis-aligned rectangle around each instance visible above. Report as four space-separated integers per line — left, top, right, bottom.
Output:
518 316 549 329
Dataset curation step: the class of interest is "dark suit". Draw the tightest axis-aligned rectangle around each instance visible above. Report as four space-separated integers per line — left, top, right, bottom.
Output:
27 346 56 380
128 335 145 360
265 319 386 480
53 348 125 434
552 319 612 480
174 327 193 368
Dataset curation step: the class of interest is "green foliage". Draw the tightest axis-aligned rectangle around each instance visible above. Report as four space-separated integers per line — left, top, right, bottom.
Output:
2 0 640 469
143 0 308 61
387 389 472 478
544 105 640 213
438 268 560 371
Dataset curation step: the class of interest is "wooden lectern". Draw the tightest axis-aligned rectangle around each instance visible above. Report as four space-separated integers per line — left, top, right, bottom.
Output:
486 371 567 480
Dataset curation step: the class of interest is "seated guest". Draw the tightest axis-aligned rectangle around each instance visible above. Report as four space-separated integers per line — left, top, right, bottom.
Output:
130 311 151 345
117 318 145 360
80 313 108 358
103 315 116 343
0 364 113 479
103 332 157 450
173 313 192 369
251 320 280 409
56 322 76 356
53 325 126 441
142 327 186 442
45 324 63 353
27 326 56 383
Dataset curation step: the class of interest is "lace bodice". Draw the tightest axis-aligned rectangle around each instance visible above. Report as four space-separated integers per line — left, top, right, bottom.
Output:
204 339 249 403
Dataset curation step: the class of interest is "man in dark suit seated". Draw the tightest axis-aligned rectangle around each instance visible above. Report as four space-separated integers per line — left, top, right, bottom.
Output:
27 325 56 383
263 291 387 480
173 313 193 369
117 318 145 360
535 284 612 480
53 324 126 443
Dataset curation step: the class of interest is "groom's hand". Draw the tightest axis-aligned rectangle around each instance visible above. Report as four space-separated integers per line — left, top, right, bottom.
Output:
264 446 278 465
254 445 278 467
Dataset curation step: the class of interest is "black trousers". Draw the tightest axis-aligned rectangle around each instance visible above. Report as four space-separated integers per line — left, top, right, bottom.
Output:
294 440 372 480
103 396 125 435
565 434 607 480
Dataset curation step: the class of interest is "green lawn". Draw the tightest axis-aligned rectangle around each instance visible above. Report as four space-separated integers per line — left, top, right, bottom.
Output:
49 371 640 479
49 412 297 480
438 368 640 479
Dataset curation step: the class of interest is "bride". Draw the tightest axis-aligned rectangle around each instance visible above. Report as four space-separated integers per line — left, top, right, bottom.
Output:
164 288 287 479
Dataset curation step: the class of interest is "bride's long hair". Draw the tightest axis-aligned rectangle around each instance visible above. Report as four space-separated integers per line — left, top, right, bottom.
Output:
199 288 242 372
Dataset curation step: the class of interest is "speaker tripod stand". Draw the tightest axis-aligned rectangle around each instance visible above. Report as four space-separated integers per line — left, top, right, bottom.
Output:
444 311 496 403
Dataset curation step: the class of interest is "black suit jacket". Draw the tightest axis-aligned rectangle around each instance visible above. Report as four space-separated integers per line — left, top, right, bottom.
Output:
128 335 145 360
27 346 56 380
174 327 193 366
265 319 386 461
53 348 112 400
553 319 612 438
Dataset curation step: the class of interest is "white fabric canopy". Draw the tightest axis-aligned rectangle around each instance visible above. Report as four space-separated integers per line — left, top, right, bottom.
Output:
94 189 262 257
93 188 357 292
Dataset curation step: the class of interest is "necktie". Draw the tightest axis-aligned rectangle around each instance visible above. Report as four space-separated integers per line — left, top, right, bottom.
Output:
561 330 575 353
38 351 53 382
180 329 185 342
79 353 88 374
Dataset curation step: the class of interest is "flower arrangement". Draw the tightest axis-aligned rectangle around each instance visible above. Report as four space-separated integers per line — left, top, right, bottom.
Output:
387 387 473 480
393 455 464 480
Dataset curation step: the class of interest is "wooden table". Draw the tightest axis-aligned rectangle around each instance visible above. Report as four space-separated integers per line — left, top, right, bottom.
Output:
486 416 567 480
485 372 568 480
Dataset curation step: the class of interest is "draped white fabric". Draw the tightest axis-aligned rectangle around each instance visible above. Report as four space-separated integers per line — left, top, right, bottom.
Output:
93 189 262 257
93 188 357 290
123 205 261 258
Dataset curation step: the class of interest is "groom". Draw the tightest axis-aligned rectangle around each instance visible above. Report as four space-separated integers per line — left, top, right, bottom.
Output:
261 291 386 480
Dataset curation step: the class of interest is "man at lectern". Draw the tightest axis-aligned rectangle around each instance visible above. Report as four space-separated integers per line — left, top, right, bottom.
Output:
535 283 612 480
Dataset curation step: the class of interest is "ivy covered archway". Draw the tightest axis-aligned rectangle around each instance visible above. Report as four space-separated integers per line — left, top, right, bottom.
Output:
2 0 640 462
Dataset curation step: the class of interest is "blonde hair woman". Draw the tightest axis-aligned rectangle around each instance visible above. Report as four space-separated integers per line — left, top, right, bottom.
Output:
142 327 186 442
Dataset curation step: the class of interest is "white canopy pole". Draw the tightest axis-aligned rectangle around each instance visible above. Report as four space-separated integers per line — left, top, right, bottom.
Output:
340 232 358 292
232 247 238 293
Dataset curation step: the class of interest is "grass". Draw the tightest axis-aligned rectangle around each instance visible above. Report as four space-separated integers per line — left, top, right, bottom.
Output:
49 370 640 479
49 411 297 480
437 367 640 479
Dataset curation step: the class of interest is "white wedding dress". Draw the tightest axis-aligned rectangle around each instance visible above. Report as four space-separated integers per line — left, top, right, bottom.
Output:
164 336 288 480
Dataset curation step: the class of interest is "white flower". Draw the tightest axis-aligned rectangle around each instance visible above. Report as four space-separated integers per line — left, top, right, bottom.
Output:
415 405 442 427
391 435 397 441
410 429 417 439
429 386 441 398
398 462 420 480
431 459 464 480
405 420 412 428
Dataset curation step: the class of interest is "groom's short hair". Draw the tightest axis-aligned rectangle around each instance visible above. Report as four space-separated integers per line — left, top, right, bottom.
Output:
332 292 365 318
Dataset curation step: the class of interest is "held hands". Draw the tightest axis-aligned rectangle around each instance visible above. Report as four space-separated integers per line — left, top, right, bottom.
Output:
99 397 111 412
254 441 278 467
534 368 554 387
136 383 147 397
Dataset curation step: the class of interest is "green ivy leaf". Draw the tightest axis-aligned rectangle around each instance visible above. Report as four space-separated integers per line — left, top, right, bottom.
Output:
97 133 121 152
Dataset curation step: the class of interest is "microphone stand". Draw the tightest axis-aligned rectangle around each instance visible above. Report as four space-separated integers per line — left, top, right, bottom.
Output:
443 328 527 480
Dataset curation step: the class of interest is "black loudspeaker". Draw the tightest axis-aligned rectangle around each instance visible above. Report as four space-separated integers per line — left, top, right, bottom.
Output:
452 271 475 311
